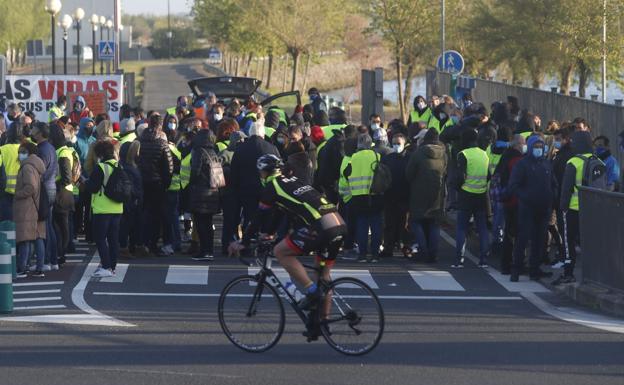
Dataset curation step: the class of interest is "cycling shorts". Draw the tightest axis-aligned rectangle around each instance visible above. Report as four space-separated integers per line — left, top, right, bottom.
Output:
285 224 347 266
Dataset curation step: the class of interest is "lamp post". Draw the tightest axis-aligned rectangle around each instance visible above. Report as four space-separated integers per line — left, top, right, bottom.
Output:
119 24 124 66
45 0 62 75
90 14 98 75
74 7 84 75
106 19 113 74
99 15 106 75
167 0 172 59
61 14 73 75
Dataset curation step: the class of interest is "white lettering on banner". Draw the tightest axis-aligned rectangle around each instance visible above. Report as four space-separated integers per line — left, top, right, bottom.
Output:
0 75 124 122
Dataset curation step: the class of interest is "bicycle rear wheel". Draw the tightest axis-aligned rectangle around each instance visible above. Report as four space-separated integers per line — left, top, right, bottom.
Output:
218 275 285 353
319 277 384 356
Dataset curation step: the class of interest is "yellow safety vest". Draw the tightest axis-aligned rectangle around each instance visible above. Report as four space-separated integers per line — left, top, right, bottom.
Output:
91 160 124 214
410 108 432 124
168 143 182 192
120 132 137 144
348 149 377 196
180 153 192 189
322 124 346 141
55 146 74 192
0 143 20 194
264 126 276 139
338 156 352 203
428 116 453 134
48 105 65 122
567 153 592 211
460 147 489 194
166 106 176 116
486 145 502 175
216 141 230 152
519 131 533 140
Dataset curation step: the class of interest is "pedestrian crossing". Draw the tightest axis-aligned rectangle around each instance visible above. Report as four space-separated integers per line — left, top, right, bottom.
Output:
12 281 67 310
88 263 545 295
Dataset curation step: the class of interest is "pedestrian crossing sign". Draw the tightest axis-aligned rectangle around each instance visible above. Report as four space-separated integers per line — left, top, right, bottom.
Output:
98 41 115 60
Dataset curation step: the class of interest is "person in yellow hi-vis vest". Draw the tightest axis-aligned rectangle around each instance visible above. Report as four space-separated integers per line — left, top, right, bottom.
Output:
83 141 123 278
343 133 383 263
0 126 23 220
53 139 76 266
161 138 183 256
453 129 490 269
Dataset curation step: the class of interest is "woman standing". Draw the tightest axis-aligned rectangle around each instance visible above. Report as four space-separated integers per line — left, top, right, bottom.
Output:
15 142 47 278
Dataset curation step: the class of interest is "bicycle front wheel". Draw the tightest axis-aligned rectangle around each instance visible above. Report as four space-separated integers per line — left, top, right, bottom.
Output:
320 277 384 356
218 275 285 353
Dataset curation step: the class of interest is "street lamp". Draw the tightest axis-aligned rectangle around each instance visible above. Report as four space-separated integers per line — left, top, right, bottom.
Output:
106 19 113 41
119 24 124 66
44 0 62 75
60 14 73 75
74 7 85 75
90 14 98 75
99 15 106 74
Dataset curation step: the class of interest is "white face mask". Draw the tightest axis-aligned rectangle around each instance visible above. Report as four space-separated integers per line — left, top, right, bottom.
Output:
521 144 528 154
168 122 177 130
371 123 380 130
392 143 404 153
18 153 28 162
417 102 426 110
214 113 223 121
70 136 77 144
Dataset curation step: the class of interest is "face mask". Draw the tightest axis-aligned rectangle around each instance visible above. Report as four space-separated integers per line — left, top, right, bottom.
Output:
595 146 606 153
74 104 83 112
371 123 380 130
392 144 404 153
70 136 77 144
521 144 528 154
464 100 473 108
277 137 285 144
439 113 447 120
18 153 28 162
214 113 223 121
168 122 177 130
554 141 562 150
532 148 544 158
417 101 426 110
544 145 549 154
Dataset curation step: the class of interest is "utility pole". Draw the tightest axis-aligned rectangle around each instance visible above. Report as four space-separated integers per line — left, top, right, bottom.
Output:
167 0 172 60
441 0 445 72
602 0 607 103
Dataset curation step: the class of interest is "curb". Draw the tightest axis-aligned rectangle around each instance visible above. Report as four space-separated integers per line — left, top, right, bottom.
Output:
549 281 624 318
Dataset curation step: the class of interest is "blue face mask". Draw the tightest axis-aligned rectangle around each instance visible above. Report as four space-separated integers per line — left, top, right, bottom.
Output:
554 141 562 150
532 148 544 158
522 144 528 154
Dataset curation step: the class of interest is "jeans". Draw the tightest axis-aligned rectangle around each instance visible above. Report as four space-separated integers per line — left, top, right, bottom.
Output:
45 190 57 265
195 213 214 255
163 191 181 250
513 204 549 273
356 210 382 257
17 239 45 272
455 209 489 263
0 192 13 221
93 214 121 270
491 200 505 244
410 218 440 260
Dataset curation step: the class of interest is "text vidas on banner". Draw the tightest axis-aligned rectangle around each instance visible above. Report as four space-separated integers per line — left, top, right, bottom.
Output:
0 75 124 122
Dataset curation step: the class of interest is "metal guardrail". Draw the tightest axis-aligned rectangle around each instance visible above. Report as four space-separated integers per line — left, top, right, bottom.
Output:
579 186 624 292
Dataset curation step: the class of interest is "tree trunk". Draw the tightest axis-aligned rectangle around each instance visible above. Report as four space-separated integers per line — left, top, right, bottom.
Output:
244 52 253 77
290 49 300 92
577 60 591 98
301 53 312 94
235 56 242 76
402 63 414 116
260 56 266 84
222 50 227 71
229 54 234 75
395 54 405 124
559 63 574 95
267 53 274 89
282 55 289 92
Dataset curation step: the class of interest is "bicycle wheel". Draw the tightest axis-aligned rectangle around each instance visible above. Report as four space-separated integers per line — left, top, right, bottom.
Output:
218 275 285 353
319 277 384 356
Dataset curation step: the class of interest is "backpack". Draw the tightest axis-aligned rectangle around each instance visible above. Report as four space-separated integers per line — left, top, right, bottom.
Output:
370 152 392 194
102 162 133 204
578 154 607 189
37 181 50 221
69 149 82 185
202 148 226 189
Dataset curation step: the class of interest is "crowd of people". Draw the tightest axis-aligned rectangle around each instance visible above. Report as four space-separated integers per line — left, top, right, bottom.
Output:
1 86 620 284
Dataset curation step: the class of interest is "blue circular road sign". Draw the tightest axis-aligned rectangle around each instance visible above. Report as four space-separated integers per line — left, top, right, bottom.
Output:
436 50 465 74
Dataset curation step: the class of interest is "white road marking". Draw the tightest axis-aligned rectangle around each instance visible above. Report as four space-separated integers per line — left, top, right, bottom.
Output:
13 289 61 295
409 270 465 291
13 305 66 310
331 269 379 289
165 265 209 285
13 296 62 303
91 291 522 301
13 281 64 287
98 264 129 283
65 253 87 257
0 314 131 326
248 267 291 286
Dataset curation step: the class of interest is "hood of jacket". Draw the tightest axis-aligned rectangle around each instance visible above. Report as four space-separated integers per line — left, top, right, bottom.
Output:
265 110 281 129
74 96 86 111
571 131 593 154
420 142 446 159
22 154 45 175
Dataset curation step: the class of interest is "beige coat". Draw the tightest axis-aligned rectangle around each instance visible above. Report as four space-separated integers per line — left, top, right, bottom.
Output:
14 155 46 243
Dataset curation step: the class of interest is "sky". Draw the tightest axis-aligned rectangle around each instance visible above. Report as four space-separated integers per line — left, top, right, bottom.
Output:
122 0 193 15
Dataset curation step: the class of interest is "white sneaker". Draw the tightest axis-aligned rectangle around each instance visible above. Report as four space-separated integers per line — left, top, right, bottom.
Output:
92 268 113 278
41 264 52 272
51 264 59 271
551 261 565 269
160 245 173 256
28 265 37 272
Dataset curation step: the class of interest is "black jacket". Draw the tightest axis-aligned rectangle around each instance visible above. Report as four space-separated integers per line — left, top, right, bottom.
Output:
315 131 345 202
381 150 409 202
230 135 280 197
285 151 314 186
137 128 173 188
189 129 221 214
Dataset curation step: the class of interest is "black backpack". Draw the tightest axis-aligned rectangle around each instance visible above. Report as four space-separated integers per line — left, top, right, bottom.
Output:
578 154 607 190
370 152 392 194
102 161 133 204
37 181 50 221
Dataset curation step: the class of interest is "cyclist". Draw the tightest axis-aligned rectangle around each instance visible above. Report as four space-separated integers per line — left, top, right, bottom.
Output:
228 154 347 309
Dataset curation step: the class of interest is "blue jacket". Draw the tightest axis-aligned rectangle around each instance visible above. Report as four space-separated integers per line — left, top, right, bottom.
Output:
75 119 95 176
595 147 620 189
37 140 58 193
507 136 556 209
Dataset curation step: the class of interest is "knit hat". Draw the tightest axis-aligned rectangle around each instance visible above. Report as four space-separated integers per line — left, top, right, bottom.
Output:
310 125 325 145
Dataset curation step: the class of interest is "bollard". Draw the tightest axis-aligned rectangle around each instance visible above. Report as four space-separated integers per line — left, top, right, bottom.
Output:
0 221 16 279
0 239 12 314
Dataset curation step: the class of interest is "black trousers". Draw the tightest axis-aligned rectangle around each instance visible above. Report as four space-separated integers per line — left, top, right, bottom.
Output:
143 183 166 250
513 204 549 274
562 210 580 276
382 201 409 253
501 206 517 272
53 210 69 260
195 213 215 255
75 189 92 240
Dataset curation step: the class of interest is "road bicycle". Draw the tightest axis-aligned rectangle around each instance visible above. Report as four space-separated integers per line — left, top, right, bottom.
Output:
218 239 384 356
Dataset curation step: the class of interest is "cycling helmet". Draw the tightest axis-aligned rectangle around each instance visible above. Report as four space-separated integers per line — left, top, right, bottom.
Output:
256 154 284 173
